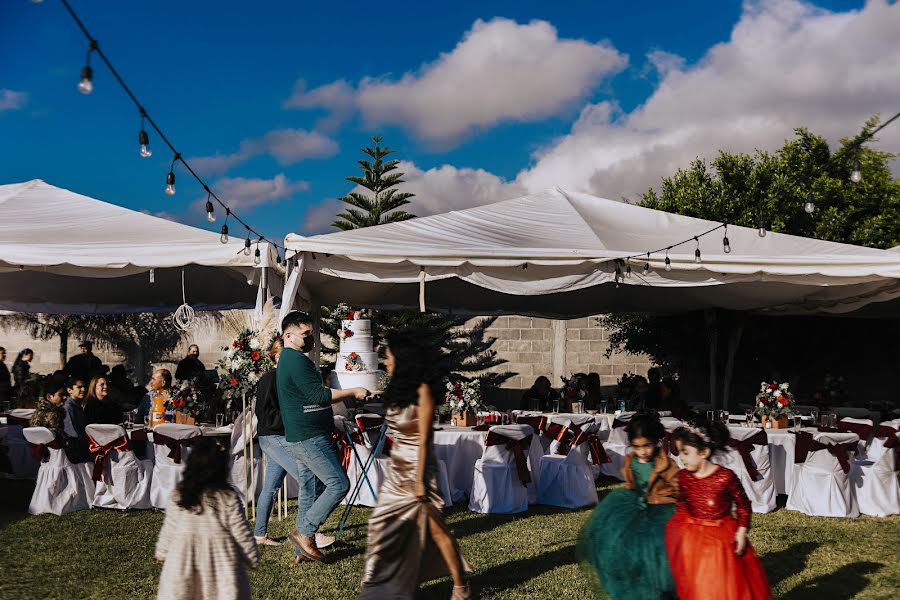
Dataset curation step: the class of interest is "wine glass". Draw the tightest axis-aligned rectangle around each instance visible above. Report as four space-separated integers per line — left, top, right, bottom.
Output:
811 409 819 427
215 413 224 428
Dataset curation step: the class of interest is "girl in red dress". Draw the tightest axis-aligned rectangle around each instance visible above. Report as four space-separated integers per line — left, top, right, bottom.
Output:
666 420 772 600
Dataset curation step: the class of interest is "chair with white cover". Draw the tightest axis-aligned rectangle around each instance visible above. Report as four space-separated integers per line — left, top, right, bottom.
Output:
600 417 632 480
836 418 873 458
786 430 860 518
515 414 550 453
23 427 94 515
1 410 40 479
713 427 776 513
336 415 389 507
850 423 899 517
86 424 152 510
538 421 598 509
150 423 201 509
469 424 535 514
229 409 262 505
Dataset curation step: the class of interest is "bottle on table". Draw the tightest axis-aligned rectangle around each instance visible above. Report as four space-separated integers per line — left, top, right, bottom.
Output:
150 393 166 428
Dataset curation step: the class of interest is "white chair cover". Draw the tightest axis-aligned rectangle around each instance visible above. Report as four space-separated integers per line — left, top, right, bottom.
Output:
786 430 860 518
537 422 598 509
229 409 262 504
850 424 899 517
867 421 899 460
23 427 94 515
1 414 40 479
336 415 389 507
469 424 533 514
86 424 152 510
713 427 776 513
601 419 630 480
837 417 873 458
150 423 201 509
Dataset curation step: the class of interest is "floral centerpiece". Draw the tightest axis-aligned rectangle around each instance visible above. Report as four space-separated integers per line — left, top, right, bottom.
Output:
755 382 795 429
445 379 483 427
218 328 274 411
560 374 586 412
170 377 207 425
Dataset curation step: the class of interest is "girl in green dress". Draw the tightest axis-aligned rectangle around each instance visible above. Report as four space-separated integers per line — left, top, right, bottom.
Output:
578 413 680 600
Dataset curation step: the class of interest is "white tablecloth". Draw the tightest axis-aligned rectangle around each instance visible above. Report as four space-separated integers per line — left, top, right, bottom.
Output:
432 426 544 503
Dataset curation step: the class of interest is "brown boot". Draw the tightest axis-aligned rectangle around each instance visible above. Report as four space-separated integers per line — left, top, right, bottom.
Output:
288 530 326 563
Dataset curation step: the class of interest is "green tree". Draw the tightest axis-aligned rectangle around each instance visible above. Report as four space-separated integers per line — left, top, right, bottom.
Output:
324 135 512 393
332 135 416 230
602 117 900 408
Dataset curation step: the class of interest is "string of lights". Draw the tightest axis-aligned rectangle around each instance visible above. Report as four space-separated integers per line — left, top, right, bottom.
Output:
54 0 295 266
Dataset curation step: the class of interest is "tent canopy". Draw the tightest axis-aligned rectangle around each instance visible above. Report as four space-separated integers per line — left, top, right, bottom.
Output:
0 180 282 313
283 187 900 318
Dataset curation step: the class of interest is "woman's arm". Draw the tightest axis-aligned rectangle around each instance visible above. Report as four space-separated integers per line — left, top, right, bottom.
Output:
415 383 435 500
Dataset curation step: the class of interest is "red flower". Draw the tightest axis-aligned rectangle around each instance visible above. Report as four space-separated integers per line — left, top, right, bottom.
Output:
251 351 261 361
768 383 777 390
232 341 239 348
777 398 789 406
230 378 239 387
173 398 184 408
347 311 356 320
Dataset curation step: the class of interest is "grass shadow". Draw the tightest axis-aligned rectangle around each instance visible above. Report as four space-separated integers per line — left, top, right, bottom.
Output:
0 480 35 531
780 561 884 600
761 541 818 588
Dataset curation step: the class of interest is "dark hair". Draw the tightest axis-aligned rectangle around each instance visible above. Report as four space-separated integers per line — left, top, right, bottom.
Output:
44 379 66 398
0 347 4 353
281 310 313 333
86 376 109 405
176 438 233 512
16 348 33 361
673 419 730 456
188 344 199 353
533 376 551 388
383 331 445 409
626 412 665 443
66 377 87 390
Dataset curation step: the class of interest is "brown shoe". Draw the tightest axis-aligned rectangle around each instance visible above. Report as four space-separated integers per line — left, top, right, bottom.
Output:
288 530 326 563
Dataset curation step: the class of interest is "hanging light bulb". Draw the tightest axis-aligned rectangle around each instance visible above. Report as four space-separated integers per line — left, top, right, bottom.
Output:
625 264 632 278
694 237 701 263
850 160 862 183
165 170 176 195
138 128 152 158
205 199 216 223
664 255 672 271
804 192 815 214
723 225 731 254
757 220 767 238
219 223 229 244
643 254 651 275
78 65 93 95
149 268 155 284
254 247 261 266
243 236 251 256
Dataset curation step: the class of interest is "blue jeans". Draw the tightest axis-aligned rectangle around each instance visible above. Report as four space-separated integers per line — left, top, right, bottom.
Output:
287 433 350 537
255 435 294 537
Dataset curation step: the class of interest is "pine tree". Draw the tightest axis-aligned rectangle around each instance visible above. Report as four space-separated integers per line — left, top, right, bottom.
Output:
323 136 513 393
332 135 416 230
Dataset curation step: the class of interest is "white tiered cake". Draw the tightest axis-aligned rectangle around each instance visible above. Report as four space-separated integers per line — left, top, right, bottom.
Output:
334 316 384 392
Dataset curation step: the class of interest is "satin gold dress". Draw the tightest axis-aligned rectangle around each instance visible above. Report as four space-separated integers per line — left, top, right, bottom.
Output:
359 403 466 599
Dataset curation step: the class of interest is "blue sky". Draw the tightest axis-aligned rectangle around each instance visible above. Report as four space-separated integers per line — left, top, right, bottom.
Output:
2 0 894 246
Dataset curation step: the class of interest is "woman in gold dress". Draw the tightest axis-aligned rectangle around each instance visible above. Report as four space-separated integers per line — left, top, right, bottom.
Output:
359 332 471 600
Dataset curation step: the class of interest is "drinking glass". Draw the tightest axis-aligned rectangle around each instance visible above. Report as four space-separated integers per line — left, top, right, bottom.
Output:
721 410 730 424
791 414 802 431
706 410 715 423
811 410 819 427
745 410 754 426
215 413 224 428
125 411 133 427
600 400 609 414
552 399 560 414
829 414 838 428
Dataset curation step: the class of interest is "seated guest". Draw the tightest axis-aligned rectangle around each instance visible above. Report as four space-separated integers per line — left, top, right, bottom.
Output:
30 379 67 437
643 367 663 410
84 375 124 425
631 376 649 410
64 341 103 383
136 368 172 423
63 377 90 463
521 375 559 411
12 348 33 388
658 378 687 419
175 345 206 382
109 365 140 408
585 372 604 409
0 347 10 405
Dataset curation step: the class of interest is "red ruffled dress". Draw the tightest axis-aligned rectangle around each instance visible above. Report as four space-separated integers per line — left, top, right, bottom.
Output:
665 466 772 600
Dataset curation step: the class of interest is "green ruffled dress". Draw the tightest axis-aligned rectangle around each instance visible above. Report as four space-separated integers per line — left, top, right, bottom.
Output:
578 456 676 600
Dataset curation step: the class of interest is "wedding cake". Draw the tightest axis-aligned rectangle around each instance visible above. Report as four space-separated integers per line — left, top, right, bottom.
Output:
334 313 384 392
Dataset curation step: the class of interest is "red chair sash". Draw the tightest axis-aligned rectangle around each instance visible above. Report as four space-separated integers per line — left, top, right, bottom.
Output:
544 422 575 455
793 431 855 474
572 429 609 465
727 430 768 481
88 434 131 482
152 432 197 464
836 421 872 440
874 426 899 470
29 437 63 461
515 415 547 434
485 431 533 485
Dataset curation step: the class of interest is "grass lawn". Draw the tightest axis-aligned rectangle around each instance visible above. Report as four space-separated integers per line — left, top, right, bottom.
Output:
1 477 898 600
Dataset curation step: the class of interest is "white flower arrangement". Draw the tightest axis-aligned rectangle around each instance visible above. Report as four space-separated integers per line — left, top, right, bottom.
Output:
249 337 261 350
444 379 483 414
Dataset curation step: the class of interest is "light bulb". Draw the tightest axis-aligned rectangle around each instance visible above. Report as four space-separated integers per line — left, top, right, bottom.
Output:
695 248 702 263
804 200 815 214
243 238 251 256
165 171 175 196
138 129 152 158
205 200 216 223
723 236 731 254
219 224 229 244
254 248 262 266
665 256 672 271
625 265 632 278
643 262 650 275
78 66 93 95
758 226 767 238
850 161 862 183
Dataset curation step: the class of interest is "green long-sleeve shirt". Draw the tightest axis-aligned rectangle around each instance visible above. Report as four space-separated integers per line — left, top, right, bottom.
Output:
276 348 333 442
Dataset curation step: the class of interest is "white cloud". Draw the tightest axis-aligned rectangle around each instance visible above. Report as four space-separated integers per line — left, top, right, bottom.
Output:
283 79 355 130
0 89 27 112
517 0 900 199
299 198 344 235
188 129 338 176
195 174 310 215
286 18 627 147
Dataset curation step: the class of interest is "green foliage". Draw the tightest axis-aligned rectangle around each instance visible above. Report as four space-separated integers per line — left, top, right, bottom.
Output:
332 135 416 231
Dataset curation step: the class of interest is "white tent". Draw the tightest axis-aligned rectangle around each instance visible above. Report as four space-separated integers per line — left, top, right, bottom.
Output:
283 187 900 318
0 180 282 313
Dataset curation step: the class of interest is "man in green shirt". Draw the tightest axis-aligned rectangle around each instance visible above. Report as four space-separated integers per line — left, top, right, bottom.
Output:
277 311 368 563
